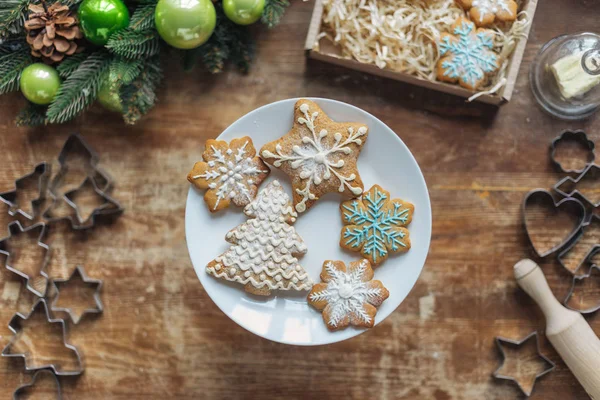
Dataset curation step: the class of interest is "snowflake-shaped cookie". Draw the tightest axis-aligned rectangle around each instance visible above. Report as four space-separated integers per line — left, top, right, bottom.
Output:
340 185 414 266
457 0 518 27
436 17 500 90
308 259 389 330
187 137 270 212
260 99 368 213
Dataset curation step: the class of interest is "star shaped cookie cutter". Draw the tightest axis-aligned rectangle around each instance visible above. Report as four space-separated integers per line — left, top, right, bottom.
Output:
2 298 84 376
0 162 51 220
13 369 62 400
0 221 50 297
492 332 555 396
51 265 103 324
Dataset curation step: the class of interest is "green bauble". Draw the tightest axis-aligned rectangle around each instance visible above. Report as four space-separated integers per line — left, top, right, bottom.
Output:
79 0 130 46
97 72 122 113
155 0 216 49
223 0 265 25
20 63 61 105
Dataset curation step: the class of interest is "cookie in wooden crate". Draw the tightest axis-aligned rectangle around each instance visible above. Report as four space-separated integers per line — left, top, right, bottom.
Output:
456 0 518 27
436 17 500 90
308 259 389 331
260 99 368 213
187 137 270 212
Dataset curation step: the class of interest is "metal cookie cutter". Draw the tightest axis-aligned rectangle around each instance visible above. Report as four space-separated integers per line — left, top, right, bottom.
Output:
13 369 62 400
550 130 595 174
554 163 600 208
2 298 84 376
51 133 112 194
51 265 103 324
0 221 50 297
522 189 586 257
0 162 51 220
558 215 600 274
493 332 555 397
564 264 600 314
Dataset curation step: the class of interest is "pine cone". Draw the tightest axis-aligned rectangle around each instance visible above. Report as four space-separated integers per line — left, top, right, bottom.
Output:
24 1 84 64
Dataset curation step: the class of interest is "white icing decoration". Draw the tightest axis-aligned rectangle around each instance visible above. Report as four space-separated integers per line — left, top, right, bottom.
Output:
261 103 367 212
206 180 313 293
471 0 513 22
193 140 269 210
309 260 387 328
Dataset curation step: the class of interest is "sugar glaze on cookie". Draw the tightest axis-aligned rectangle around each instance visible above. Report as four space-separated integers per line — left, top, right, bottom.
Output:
206 180 312 296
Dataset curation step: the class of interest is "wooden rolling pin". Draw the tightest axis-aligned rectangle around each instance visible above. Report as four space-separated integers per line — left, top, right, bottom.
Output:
514 259 600 399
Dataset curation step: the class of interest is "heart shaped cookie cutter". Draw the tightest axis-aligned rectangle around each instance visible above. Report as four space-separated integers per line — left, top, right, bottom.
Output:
522 189 586 258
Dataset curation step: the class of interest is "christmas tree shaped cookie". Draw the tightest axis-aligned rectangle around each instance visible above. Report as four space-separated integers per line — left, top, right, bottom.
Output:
340 184 414 266
260 99 368 213
436 17 500 91
206 180 313 296
187 137 270 212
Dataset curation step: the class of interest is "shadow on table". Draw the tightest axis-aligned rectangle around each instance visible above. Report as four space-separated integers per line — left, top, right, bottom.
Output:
305 58 500 123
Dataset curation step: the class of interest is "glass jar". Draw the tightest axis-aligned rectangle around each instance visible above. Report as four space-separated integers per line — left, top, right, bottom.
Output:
530 33 600 120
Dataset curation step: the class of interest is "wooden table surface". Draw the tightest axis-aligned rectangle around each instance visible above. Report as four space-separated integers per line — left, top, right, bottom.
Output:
0 0 599 398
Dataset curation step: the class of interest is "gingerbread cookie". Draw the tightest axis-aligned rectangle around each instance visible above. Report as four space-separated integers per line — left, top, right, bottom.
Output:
437 17 500 91
340 184 413 266
260 99 368 213
187 137 270 212
308 259 389 330
456 0 518 27
206 180 313 296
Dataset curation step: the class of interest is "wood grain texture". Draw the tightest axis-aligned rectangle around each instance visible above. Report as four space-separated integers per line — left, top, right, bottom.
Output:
0 0 599 398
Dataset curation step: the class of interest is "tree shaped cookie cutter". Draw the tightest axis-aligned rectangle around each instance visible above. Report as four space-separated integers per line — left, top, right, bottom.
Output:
0 162 51 220
2 298 84 376
51 265 104 324
0 221 50 297
493 332 555 397
554 163 600 208
564 264 600 314
550 130 595 174
13 369 62 400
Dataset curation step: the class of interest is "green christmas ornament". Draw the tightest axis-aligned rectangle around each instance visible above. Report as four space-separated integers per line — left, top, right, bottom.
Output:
223 0 265 25
155 0 216 49
79 0 130 46
20 63 61 105
97 72 122 113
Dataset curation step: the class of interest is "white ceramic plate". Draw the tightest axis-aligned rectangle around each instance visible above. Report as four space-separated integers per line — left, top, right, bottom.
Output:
185 98 432 346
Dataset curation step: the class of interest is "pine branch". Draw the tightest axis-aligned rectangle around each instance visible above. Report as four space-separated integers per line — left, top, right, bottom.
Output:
0 47 31 94
129 2 157 31
15 103 46 126
46 50 112 124
56 52 89 78
228 24 254 73
261 0 290 29
120 56 162 124
106 28 160 59
0 0 29 38
110 57 143 85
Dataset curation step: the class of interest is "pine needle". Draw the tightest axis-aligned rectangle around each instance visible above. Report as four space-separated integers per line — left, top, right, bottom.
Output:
261 0 290 29
110 57 143 84
106 28 160 59
56 52 89 78
15 103 46 126
129 3 157 31
0 0 29 38
0 47 31 94
120 56 162 124
46 50 112 124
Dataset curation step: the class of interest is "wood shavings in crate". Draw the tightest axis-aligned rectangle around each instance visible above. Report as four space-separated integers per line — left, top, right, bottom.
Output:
305 0 538 104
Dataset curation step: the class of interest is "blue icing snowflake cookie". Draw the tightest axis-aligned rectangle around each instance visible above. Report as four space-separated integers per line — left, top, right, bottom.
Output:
340 184 414 266
436 17 500 90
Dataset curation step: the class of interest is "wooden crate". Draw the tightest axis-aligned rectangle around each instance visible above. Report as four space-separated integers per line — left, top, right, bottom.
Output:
304 0 538 105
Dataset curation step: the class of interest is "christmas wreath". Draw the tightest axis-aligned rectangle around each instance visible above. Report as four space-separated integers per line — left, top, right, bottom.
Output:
0 0 290 126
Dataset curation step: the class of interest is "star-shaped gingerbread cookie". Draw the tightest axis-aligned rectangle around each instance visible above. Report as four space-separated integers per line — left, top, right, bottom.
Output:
260 99 368 213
